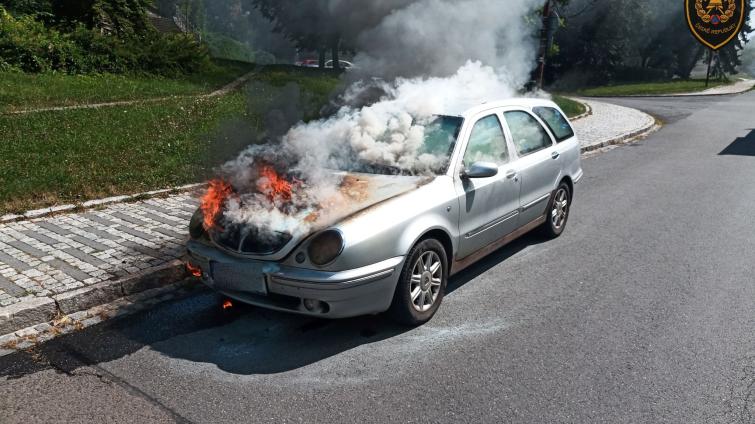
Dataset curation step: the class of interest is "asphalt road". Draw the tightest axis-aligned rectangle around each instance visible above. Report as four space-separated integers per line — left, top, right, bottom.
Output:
2 92 754 424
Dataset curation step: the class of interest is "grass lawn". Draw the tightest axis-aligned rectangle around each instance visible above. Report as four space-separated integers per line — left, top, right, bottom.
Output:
552 95 587 118
0 60 256 113
245 65 342 122
0 66 341 214
577 79 729 97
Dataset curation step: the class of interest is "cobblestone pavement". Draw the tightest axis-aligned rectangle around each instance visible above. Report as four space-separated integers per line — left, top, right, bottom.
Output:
0 194 197 308
571 98 656 150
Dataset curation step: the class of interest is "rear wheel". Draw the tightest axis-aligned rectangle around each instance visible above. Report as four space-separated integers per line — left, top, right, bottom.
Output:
540 182 572 238
388 239 448 326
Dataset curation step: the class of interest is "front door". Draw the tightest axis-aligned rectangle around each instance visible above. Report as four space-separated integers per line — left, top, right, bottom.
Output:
455 114 521 260
503 110 561 225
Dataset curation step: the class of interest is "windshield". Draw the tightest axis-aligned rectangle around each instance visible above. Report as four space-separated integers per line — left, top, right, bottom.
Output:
345 115 464 176
420 115 464 160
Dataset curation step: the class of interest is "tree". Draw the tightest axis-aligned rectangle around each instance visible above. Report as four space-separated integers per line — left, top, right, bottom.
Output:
548 0 754 86
250 0 339 68
0 0 51 16
156 0 205 35
247 0 414 69
50 0 153 35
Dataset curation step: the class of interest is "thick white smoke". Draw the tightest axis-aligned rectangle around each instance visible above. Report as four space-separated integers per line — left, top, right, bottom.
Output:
353 0 541 81
213 0 545 239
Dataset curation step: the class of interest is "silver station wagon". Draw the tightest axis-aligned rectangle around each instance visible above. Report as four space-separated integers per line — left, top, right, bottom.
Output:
187 98 583 325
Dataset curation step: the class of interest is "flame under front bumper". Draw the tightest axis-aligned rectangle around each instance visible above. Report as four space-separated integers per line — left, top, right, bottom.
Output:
186 240 404 318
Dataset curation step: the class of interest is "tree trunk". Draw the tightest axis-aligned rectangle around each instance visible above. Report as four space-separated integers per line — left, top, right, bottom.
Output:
331 36 341 71
318 46 326 69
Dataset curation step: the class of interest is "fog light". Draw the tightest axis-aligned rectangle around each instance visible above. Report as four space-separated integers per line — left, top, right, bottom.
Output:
303 299 329 314
295 252 306 263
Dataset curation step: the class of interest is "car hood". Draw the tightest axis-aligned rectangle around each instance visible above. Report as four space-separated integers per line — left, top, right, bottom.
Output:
212 172 434 261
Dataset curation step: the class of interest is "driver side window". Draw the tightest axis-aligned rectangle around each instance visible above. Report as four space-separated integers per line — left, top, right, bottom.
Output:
463 115 509 168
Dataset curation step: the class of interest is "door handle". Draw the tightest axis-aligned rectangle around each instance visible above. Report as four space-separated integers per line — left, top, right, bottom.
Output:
551 151 561 160
505 170 518 180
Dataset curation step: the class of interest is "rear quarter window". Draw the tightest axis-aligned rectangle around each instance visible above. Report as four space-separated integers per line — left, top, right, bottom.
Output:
533 107 575 143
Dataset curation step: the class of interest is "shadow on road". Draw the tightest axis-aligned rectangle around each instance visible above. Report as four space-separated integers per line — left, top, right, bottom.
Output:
0 233 546 378
720 130 755 156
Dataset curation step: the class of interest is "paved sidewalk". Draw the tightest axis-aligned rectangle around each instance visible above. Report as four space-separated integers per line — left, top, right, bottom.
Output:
0 194 197 335
570 98 657 151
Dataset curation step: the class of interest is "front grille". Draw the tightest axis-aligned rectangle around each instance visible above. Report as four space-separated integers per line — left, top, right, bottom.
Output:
212 225 292 255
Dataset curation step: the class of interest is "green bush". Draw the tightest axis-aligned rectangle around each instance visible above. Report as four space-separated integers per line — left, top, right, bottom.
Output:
0 7 77 72
135 32 211 75
0 6 211 75
205 32 255 63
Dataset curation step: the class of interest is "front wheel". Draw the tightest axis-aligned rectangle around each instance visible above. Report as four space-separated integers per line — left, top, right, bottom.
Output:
388 239 448 326
540 183 572 238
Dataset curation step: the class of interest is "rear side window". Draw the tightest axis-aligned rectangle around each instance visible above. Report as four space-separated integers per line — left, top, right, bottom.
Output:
463 115 509 167
504 111 553 156
533 107 574 142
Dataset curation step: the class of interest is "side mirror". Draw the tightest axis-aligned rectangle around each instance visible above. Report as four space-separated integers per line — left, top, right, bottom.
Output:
461 162 499 179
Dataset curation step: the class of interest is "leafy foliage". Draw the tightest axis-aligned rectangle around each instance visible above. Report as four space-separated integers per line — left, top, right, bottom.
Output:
50 0 153 35
0 4 210 75
549 0 754 88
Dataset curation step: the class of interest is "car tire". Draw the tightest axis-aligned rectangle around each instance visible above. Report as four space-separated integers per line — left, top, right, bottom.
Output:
540 182 572 239
388 239 449 326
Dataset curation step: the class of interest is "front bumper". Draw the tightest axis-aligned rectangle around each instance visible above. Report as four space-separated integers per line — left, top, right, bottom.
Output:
186 240 404 318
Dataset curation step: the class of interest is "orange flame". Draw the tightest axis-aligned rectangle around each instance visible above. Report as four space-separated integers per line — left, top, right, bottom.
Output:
201 179 234 230
258 165 293 202
222 299 233 310
186 262 202 278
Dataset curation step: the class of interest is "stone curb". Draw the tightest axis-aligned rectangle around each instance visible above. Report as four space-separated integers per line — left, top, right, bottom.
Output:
0 260 188 337
0 183 205 224
580 120 661 154
568 99 593 122
0 277 207 357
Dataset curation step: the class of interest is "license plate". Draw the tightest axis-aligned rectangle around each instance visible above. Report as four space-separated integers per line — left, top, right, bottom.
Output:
210 262 268 295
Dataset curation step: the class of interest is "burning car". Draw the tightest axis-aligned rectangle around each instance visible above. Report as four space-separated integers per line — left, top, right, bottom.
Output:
186 98 583 325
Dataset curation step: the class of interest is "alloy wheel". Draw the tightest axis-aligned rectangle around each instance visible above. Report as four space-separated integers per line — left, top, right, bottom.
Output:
409 251 443 312
551 188 569 230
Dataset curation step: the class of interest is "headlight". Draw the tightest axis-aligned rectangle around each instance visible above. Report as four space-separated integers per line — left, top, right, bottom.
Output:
189 209 206 240
307 230 344 266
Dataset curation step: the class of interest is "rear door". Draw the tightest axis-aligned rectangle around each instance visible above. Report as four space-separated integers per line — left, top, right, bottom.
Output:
503 110 560 225
454 113 521 259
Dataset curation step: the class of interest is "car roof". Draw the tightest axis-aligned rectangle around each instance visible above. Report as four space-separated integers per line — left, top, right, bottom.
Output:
443 98 560 119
